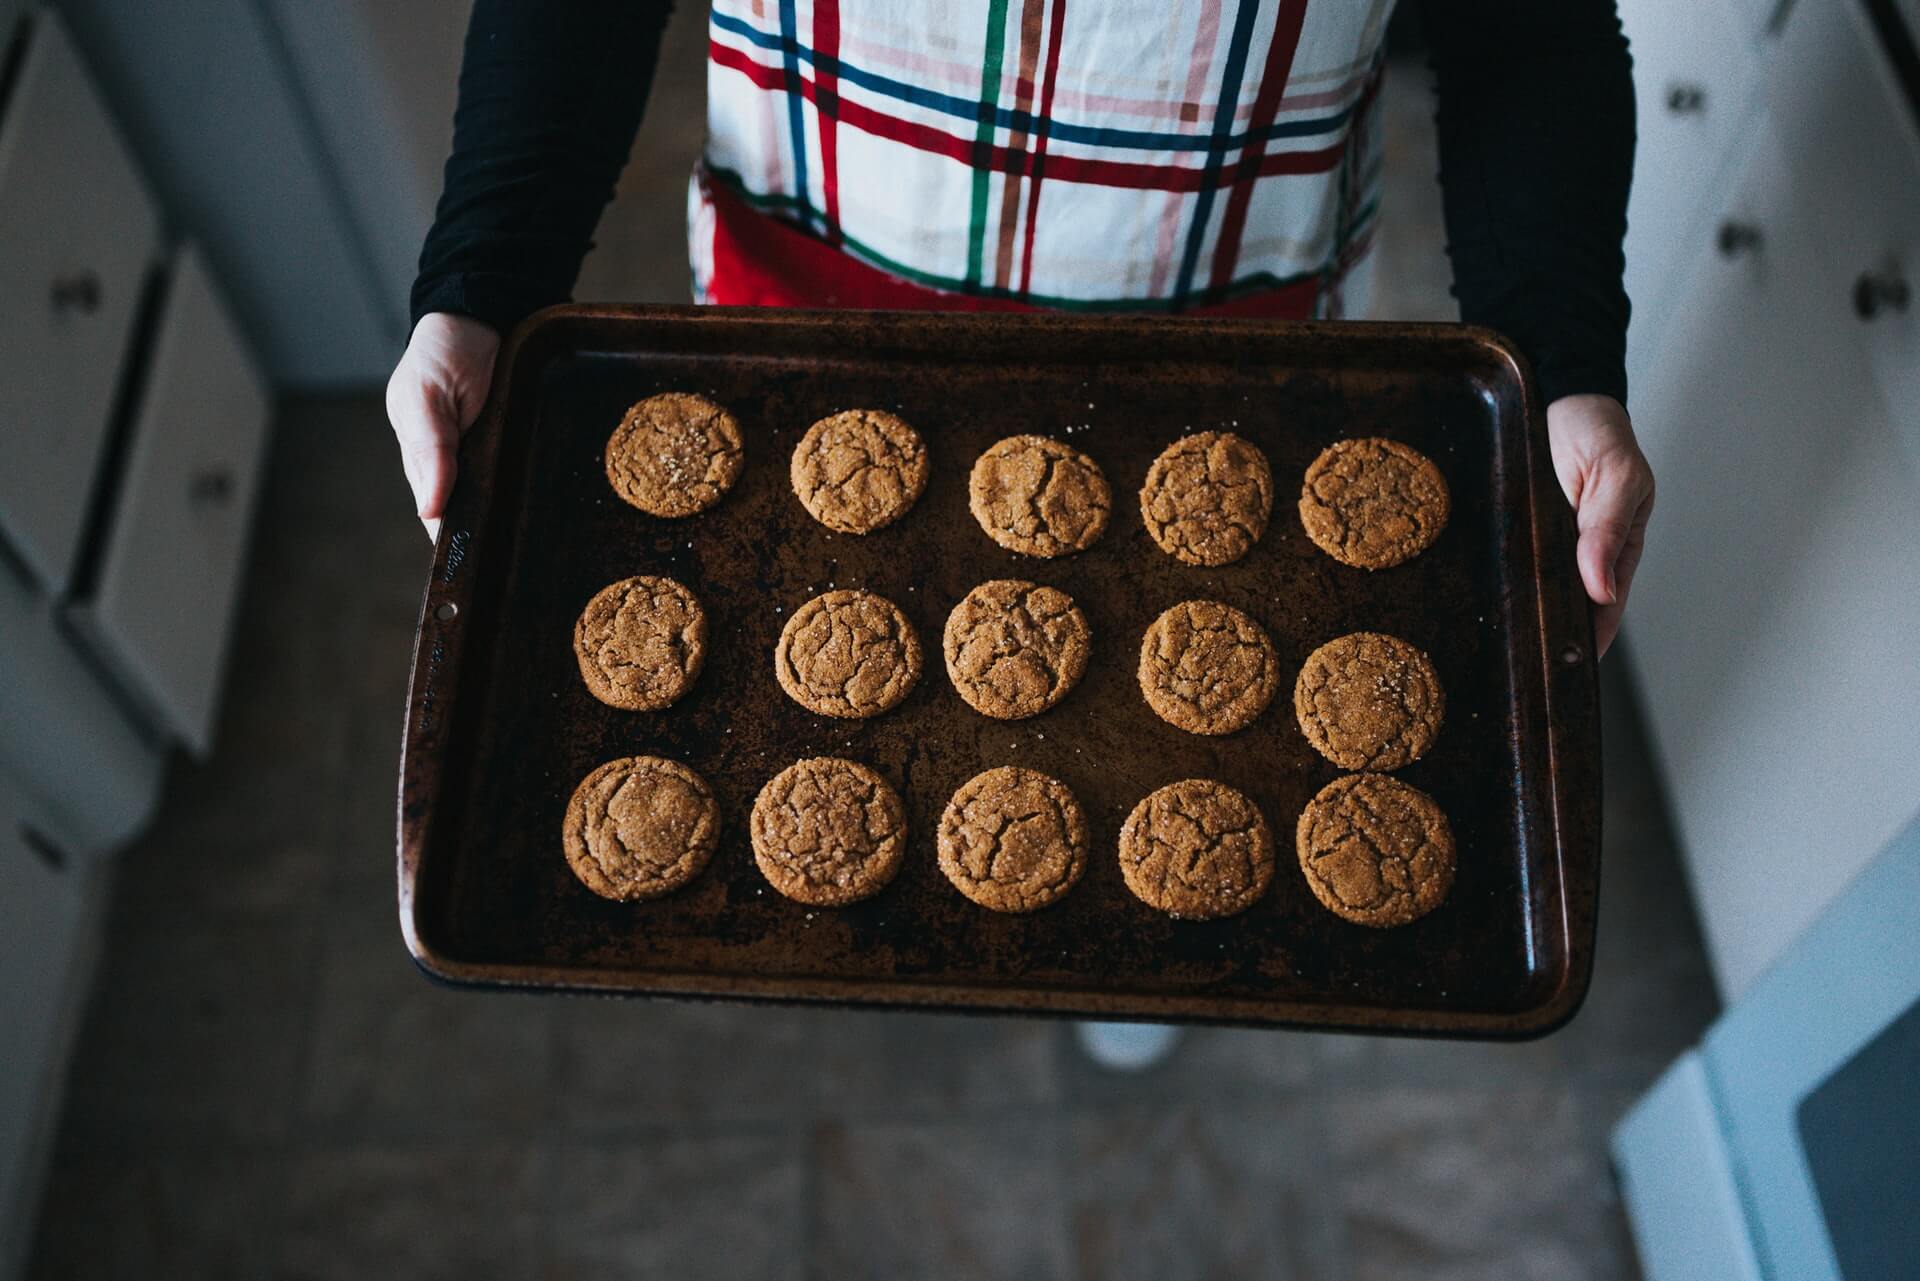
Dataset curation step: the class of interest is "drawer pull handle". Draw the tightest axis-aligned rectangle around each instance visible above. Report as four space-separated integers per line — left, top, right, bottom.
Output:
190 467 235 504
1666 83 1706 113
50 271 103 315
1854 270 1910 320
1716 222 1763 258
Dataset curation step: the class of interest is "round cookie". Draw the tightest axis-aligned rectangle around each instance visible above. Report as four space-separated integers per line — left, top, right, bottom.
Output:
774 589 922 719
1298 437 1450 569
1140 431 1274 566
1293 632 1445 770
943 580 1091 720
605 392 745 517
1119 779 1274 919
1296 773 1455 927
562 756 720 901
791 409 930 533
573 575 708 711
750 757 907 906
1137 600 1280 735
937 767 1088 913
968 435 1111 557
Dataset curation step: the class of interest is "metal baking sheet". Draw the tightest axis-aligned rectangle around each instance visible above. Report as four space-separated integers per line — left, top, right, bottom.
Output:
398 305 1600 1037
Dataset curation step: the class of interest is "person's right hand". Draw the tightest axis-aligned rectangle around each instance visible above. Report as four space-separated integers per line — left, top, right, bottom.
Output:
386 312 501 542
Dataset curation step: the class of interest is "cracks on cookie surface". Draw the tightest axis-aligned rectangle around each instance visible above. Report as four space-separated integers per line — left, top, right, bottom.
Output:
1300 438 1448 566
943 580 1090 718
566 758 718 899
1295 633 1442 769
1142 432 1273 565
939 768 1086 910
1298 775 1452 924
794 410 928 531
1121 780 1272 917
777 590 921 717
609 394 743 515
1139 600 1277 733
577 576 706 709
971 436 1110 555
752 758 905 901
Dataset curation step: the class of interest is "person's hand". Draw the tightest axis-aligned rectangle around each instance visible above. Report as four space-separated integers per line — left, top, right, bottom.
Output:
385 312 500 542
1546 393 1655 657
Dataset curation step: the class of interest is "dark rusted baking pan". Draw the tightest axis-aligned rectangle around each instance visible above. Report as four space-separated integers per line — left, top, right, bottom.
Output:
399 305 1600 1038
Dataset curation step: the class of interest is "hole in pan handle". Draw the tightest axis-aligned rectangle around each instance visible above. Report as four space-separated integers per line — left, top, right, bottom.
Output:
435 602 458 622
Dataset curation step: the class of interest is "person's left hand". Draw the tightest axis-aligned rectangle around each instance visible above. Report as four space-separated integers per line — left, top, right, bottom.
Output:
1546 393 1655 657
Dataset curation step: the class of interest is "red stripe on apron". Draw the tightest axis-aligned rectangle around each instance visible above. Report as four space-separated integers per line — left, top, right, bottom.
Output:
702 178 1319 318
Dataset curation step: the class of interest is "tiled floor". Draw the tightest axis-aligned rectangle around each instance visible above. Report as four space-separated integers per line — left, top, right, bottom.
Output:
27 25 1718 1281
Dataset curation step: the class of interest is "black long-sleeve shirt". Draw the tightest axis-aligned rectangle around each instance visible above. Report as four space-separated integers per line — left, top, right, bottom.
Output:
412 0 1635 406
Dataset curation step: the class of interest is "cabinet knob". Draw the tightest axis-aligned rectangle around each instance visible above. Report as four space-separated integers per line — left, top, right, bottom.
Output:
50 271 103 315
1716 222 1763 258
1853 269 1910 320
1666 83 1706 113
190 466 235 504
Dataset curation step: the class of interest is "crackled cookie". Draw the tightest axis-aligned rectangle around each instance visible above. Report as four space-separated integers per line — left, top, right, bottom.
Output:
573 575 708 711
1294 632 1444 770
943 580 1091 720
1296 773 1455 927
750 757 907 905
774 589 922 718
1140 431 1274 566
1119 778 1274 919
1138 600 1279 735
562 756 720 901
791 409 929 533
968 435 1111 557
937 767 1088 913
1298 437 1449 569
605 392 745 517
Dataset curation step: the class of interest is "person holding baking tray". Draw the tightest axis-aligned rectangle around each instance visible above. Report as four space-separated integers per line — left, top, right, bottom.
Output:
387 0 1654 1067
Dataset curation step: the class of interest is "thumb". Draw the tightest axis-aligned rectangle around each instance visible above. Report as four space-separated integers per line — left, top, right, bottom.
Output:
1577 512 1624 606
387 375 462 525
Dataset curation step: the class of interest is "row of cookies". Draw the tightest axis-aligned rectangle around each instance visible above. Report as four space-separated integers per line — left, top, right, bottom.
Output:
603 392 1450 570
575 573 1443 768
564 756 1455 928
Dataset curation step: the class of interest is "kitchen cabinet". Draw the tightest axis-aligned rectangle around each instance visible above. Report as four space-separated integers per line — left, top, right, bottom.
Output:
1618 0 1920 1003
70 248 272 756
0 9 160 591
0 10 268 1268
1766 0 1920 472
0 780 102 1278
1614 0 1762 347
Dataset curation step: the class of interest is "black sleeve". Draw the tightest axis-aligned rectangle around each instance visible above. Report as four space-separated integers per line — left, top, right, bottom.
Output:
1416 0 1636 407
409 0 675 337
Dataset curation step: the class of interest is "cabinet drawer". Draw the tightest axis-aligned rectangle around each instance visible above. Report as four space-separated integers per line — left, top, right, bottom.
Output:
0 10 161 592
1617 0 1762 356
72 247 270 756
1766 0 1920 471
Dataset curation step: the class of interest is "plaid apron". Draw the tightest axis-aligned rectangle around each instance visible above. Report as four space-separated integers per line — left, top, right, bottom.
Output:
689 0 1392 317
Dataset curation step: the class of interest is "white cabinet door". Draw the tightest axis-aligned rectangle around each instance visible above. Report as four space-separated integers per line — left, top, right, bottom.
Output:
1616 0 1761 370
70 247 271 756
0 781 100 1272
1765 0 1920 476
1625 114 1920 1001
0 10 161 592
